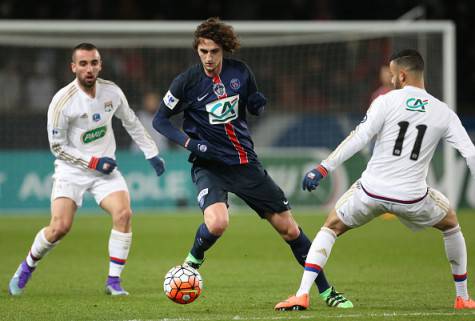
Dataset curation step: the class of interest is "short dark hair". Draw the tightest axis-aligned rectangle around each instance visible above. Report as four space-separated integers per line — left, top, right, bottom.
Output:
72 43 98 61
193 17 240 53
390 49 424 73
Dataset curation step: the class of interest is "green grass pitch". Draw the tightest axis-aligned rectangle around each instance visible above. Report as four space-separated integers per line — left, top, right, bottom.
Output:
1 209 475 321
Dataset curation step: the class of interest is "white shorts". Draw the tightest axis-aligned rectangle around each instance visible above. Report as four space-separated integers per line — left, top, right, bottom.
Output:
51 167 129 207
335 181 449 231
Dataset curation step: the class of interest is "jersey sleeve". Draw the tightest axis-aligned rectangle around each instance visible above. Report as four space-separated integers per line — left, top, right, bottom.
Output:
47 100 91 169
160 73 188 115
321 97 386 171
154 73 190 147
444 109 475 175
114 88 159 159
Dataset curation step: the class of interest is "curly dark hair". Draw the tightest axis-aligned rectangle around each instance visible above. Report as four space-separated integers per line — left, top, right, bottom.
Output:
193 17 240 53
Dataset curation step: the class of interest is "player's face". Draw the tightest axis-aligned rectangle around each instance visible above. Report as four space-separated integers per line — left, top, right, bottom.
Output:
197 38 223 76
71 49 102 89
389 61 403 89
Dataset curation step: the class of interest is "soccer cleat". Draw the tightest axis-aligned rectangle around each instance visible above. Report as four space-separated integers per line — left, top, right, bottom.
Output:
274 294 309 311
320 286 354 308
9 261 35 296
105 276 129 296
454 296 475 309
184 253 204 270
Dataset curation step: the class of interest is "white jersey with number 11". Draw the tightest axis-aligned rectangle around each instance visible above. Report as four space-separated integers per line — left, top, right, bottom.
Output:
321 85 475 201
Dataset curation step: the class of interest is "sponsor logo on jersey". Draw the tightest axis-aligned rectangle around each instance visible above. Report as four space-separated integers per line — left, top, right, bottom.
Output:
405 98 428 112
104 101 113 112
230 78 240 90
81 125 107 144
92 113 101 122
205 95 239 125
213 82 226 97
163 90 179 109
197 92 209 102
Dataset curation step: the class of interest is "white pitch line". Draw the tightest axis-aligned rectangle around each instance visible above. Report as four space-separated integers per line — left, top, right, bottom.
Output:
121 311 475 321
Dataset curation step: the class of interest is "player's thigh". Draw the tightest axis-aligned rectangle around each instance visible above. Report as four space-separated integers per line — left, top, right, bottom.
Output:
50 197 77 230
90 170 129 207
394 188 449 231
335 181 385 228
232 163 290 218
51 174 88 208
191 163 228 211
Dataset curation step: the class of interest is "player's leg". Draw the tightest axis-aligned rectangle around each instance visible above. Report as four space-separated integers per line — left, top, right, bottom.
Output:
185 164 228 269
272 209 352 310
275 181 379 310
9 197 76 295
433 205 475 309
265 210 351 308
186 202 228 268
99 190 132 296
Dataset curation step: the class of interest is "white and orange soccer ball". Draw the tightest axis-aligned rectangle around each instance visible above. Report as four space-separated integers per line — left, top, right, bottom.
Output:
163 265 203 304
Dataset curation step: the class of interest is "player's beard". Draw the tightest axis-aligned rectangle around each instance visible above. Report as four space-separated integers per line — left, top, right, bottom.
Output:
79 75 97 89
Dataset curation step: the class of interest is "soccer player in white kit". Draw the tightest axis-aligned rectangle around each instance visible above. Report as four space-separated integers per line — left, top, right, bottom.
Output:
8 43 165 296
275 49 475 310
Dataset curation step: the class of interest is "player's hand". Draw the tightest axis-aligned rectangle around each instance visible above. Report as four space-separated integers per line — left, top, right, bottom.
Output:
148 155 165 176
247 91 267 116
88 157 117 175
185 138 222 161
302 165 328 192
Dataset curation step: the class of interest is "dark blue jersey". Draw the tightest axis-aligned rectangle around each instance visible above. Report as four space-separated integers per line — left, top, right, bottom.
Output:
155 58 263 165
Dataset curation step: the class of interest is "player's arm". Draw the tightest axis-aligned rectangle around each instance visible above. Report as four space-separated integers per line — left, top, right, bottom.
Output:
245 63 266 116
152 77 222 161
303 98 386 191
115 89 164 176
47 104 116 174
444 110 475 175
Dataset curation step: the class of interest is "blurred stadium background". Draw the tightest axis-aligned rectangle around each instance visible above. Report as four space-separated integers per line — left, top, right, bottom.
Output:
0 1 474 212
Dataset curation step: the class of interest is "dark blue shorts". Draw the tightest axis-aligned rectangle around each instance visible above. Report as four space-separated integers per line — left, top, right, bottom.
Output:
191 160 291 218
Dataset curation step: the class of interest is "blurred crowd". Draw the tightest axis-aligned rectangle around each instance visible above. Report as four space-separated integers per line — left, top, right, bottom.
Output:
0 0 474 150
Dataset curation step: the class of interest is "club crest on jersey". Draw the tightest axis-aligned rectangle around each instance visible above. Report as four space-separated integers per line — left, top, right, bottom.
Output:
206 95 239 125
104 101 113 112
213 83 226 97
406 98 428 112
230 78 240 90
92 113 101 122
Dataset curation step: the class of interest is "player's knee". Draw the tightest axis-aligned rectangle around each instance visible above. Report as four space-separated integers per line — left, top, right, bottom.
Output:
113 208 133 228
434 208 459 231
49 221 72 240
206 216 229 235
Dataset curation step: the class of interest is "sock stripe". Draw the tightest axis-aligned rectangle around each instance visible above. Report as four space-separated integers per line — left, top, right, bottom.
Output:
304 263 322 273
454 273 467 282
29 250 41 262
110 257 126 265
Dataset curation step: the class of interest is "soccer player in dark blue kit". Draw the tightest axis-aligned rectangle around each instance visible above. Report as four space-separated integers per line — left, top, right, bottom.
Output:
153 17 352 308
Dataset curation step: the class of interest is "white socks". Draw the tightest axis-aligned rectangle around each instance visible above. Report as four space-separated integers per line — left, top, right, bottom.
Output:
26 228 58 268
108 229 132 277
296 227 337 296
443 225 469 299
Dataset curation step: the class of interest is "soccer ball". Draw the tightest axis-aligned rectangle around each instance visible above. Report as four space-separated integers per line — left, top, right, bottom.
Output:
163 264 203 304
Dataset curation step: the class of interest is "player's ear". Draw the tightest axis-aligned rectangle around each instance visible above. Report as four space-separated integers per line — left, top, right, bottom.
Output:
399 70 406 84
70 62 76 74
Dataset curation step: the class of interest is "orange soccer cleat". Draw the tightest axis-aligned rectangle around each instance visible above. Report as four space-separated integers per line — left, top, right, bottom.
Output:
454 296 475 309
274 294 310 311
